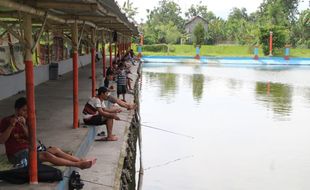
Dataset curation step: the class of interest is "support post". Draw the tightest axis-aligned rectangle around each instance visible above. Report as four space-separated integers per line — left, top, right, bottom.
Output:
47 30 50 64
269 31 273 56
114 42 117 60
109 41 112 68
254 45 259 60
195 46 200 59
24 14 38 184
72 21 79 129
284 45 290 60
102 32 106 78
91 28 96 97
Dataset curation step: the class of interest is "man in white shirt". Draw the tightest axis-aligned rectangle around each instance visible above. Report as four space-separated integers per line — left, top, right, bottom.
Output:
83 87 121 141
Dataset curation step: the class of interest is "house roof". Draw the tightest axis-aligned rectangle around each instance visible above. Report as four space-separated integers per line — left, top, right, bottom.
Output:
185 15 208 26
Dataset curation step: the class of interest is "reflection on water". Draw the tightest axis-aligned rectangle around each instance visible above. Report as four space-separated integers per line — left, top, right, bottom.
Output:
191 74 204 102
140 63 310 190
255 82 292 118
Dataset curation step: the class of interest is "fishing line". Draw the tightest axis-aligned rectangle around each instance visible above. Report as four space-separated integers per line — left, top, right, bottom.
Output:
138 155 194 172
63 175 113 188
119 119 194 139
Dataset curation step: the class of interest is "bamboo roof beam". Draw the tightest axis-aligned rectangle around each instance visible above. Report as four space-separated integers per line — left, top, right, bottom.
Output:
0 20 27 46
31 12 48 53
36 2 99 12
0 1 97 28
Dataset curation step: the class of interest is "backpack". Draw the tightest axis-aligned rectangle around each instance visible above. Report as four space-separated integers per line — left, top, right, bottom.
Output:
0 163 63 184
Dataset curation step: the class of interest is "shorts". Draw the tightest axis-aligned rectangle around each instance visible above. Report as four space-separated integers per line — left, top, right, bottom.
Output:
117 85 127 95
84 115 107 125
7 149 41 165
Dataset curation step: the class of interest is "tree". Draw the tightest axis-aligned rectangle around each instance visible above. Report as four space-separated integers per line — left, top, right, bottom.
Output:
228 7 248 21
146 0 184 30
121 0 138 21
143 0 184 44
193 22 205 46
225 7 251 44
257 0 300 26
185 2 216 21
206 17 227 44
290 9 310 48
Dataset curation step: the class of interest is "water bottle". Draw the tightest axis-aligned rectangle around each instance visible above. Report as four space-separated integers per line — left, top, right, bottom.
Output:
21 158 28 167
14 158 28 168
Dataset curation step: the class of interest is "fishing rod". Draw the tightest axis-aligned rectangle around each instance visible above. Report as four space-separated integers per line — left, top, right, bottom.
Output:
119 119 194 139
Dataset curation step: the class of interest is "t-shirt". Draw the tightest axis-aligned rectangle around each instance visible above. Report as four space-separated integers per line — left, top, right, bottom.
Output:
0 115 29 156
82 97 105 119
82 96 117 119
117 69 127 86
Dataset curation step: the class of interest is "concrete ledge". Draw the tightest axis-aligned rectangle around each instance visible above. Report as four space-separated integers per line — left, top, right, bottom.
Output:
55 125 101 190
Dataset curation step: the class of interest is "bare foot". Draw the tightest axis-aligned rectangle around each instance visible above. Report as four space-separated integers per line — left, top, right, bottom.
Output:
127 104 137 110
95 136 118 141
79 158 97 169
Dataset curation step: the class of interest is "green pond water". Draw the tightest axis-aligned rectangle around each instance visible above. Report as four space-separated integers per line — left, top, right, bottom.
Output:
138 63 310 190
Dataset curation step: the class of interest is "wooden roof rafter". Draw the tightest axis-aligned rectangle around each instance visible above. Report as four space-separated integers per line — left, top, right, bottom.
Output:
0 0 138 37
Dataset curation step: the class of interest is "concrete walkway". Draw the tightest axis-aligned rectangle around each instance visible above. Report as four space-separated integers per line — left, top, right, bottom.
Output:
0 57 138 190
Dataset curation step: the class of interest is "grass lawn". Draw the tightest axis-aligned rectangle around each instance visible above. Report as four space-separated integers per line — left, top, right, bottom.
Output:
138 44 310 58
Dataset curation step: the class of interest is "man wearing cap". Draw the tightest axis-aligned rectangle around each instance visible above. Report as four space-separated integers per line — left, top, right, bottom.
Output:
82 86 121 141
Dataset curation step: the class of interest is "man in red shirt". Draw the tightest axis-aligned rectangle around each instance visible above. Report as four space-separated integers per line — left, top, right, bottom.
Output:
0 97 96 169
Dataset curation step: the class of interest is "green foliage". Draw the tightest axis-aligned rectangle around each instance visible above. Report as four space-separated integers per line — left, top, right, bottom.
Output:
122 0 138 21
193 23 205 46
185 2 216 21
141 0 306 48
290 9 310 48
142 44 168 52
259 26 289 55
158 21 181 44
143 0 184 44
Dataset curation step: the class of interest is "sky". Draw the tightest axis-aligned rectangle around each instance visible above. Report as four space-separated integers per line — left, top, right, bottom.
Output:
116 0 309 23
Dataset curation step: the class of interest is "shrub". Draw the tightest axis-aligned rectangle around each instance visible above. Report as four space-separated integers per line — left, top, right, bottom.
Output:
142 44 168 52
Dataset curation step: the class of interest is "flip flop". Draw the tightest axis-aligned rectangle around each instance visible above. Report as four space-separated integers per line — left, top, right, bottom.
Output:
95 136 118 141
97 131 106 136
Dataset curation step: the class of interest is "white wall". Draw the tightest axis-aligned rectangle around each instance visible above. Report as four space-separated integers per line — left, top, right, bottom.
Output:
0 54 91 100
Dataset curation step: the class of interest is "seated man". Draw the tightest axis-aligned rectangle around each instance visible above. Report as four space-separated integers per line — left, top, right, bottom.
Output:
0 97 96 169
83 87 121 141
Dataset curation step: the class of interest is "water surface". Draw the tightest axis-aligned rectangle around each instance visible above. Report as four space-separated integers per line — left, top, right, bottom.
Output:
139 63 310 190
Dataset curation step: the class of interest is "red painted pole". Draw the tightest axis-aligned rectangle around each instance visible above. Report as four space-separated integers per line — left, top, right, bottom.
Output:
269 31 273 56
114 42 117 60
109 42 112 68
72 22 79 129
73 51 79 128
91 48 96 97
117 43 120 57
24 14 38 184
102 46 106 78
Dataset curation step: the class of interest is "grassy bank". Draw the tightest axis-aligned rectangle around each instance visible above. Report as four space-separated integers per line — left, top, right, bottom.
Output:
137 44 310 58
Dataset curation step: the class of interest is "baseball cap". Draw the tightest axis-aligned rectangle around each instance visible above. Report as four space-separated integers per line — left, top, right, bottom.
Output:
97 86 111 95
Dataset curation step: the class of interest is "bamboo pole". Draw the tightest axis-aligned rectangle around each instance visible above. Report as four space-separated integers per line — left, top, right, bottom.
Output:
102 31 106 78
31 12 48 53
91 28 96 97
